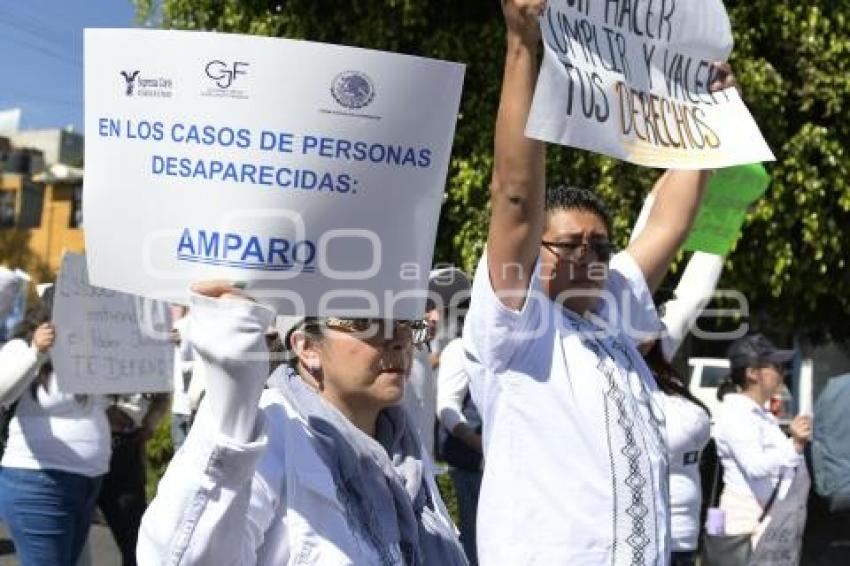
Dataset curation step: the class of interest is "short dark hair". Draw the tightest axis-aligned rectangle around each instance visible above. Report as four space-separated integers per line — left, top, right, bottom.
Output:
544 185 613 236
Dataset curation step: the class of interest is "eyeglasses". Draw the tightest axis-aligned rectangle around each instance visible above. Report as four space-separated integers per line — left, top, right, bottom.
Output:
541 239 617 262
319 317 430 347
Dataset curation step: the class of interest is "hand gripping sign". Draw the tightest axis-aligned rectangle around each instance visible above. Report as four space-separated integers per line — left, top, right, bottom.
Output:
526 0 774 169
84 29 465 318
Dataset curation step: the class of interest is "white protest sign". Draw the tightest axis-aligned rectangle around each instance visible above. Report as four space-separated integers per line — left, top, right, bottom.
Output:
751 466 810 566
52 253 173 394
84 29 465 318
526 0 775 169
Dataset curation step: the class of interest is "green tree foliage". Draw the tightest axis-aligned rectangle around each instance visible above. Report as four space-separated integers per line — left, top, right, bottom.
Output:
135 0 850 342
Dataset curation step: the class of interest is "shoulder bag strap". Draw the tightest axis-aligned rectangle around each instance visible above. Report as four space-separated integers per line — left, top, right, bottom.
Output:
709 451 723 507
757 469 786 523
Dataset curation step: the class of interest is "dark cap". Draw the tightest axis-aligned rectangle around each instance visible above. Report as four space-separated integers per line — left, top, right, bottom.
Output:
727 333 795 370
426 267 471 311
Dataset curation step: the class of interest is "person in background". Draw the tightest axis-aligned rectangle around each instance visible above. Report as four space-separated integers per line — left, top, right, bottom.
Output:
98 392 170 566
0 288 111 566
803 372 850 565
436 312 482 566
713 333 812 561
404 267 471 461
632 190 725 566
138 282 467 564
643 340 711 566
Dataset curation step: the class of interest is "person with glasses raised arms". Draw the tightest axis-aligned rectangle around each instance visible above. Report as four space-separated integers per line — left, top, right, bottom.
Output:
138 281 468 565
462 1 735 564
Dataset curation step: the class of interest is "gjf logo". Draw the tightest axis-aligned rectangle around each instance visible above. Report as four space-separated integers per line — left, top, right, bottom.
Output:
120 70 140 96
205 60 249 89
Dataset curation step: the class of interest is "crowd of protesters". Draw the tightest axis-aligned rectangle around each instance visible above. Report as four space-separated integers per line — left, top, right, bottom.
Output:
1 1 850 565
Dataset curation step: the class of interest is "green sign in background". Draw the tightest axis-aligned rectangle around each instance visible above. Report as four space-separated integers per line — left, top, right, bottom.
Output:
683 163 771 256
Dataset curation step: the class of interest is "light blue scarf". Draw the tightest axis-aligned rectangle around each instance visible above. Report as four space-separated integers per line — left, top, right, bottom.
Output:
270 366 467 566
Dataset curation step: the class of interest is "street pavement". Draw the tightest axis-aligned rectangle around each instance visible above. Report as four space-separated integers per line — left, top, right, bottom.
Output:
0 518 121 565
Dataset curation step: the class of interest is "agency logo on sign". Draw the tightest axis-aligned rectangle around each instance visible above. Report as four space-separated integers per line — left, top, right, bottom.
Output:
205 60 249 89
119 70 173 98
202 60 249 99
331 71 375 110
120 70 140 96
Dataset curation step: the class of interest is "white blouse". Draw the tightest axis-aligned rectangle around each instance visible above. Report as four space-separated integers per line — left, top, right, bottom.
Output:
659 392 710 551
713 393 801 504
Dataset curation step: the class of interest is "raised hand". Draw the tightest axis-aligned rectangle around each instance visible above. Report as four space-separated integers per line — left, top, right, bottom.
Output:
188 280 275 441
502 0 547 46
709 61 737 92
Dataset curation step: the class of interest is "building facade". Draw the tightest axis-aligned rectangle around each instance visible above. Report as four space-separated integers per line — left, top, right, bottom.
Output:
0 130 85 282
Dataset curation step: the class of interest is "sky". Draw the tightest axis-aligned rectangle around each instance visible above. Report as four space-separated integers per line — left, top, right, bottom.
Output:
0 0 137 134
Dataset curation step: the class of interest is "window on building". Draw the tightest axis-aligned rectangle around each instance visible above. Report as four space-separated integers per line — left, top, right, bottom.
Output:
0 190 16 228
18 181 43 229
70 184 83 228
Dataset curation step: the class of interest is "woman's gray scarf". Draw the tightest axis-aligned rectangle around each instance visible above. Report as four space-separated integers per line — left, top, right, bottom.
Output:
269 366 467 566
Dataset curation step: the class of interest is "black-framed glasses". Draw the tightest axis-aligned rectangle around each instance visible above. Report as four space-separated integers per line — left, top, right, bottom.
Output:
541 240 617 262
320 317 430 347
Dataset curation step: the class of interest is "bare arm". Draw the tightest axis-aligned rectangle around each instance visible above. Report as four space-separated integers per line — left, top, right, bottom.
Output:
487 0 548 310
626 169 710 292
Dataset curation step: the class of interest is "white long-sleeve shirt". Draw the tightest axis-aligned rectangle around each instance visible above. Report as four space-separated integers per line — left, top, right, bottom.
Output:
139 298 459 565
714 393 802 505
0 338 46 408
659 252 723 362
0 339 111 478
436 338 469 433
659 393 710 551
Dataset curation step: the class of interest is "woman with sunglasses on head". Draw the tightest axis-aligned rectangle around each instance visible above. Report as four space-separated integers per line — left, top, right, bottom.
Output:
138 281 467 565
711 333 811 563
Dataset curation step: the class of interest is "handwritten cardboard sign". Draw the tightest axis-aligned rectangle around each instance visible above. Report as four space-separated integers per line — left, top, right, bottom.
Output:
51 253 173 394
527 0 774 168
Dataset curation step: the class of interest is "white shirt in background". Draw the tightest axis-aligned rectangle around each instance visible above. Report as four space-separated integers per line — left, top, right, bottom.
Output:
713 393 801 505
436 338 469 433
1 340 111 478
653 248 721 553
658 251 723 361
465 251 669 566
659 393 710 551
